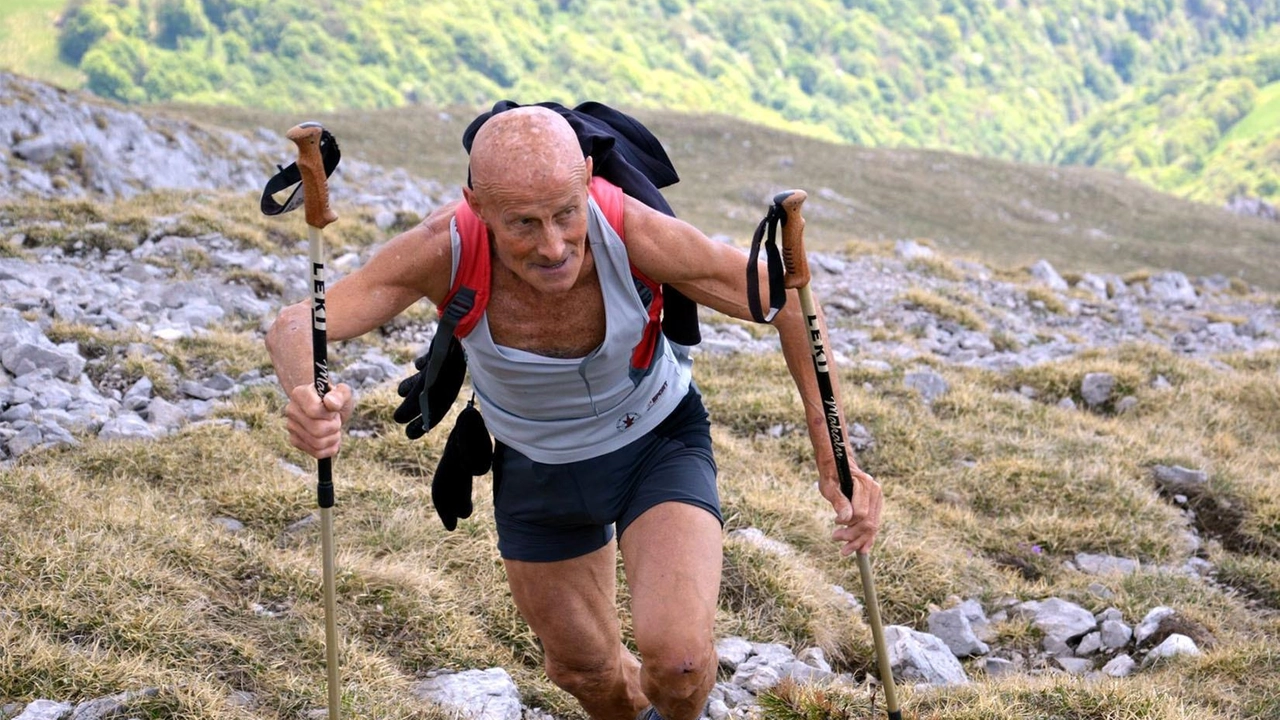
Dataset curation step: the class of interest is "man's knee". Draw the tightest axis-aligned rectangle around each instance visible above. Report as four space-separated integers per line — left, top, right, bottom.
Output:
639 637 717 699
544 651 623 699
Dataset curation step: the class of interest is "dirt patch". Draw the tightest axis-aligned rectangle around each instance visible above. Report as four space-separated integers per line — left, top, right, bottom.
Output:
1137 612 1217 651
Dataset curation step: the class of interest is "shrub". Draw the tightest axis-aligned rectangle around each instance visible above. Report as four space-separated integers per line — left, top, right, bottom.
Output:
58 0 113 64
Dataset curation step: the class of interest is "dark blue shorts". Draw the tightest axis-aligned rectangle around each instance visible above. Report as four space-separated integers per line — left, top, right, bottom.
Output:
492 387 721 562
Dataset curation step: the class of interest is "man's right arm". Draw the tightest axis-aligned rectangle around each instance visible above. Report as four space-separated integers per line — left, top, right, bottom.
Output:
265 201 458 457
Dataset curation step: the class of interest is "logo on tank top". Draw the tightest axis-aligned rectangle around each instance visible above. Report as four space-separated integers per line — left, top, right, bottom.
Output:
646 380 669 411
616 412 641 432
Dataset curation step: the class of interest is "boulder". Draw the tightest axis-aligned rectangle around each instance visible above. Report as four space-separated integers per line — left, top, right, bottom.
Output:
411 669 522 720
885 625 969 685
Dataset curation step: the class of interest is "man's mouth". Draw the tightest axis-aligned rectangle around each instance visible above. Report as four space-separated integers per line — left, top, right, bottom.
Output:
536 258 569 271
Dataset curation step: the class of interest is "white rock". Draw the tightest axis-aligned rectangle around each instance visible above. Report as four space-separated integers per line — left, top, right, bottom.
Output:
1080 373 1116 407
797 647 831 672
1055 657 1093 674
885 625 968 686
895 240 935 260
98 413 158 441
1013 598 1098 646
927 607 990 657
12 699 74 720
1100 620 1133 650
1102 654 1136 678
1134 607 1175 645
411 668 522 720
1144 634 1201 665
981 657 1017 677
1074 631 1103 656
904 370 949 403
1030 260 1068 290
1074 553 1138 576
715 637 753 671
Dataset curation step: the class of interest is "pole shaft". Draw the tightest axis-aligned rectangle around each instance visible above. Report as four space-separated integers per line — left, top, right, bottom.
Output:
287 122 341 720
321 508 341 719
858 553 899 717
796 285 853 499
796 282 900 719
309 223 340 720
309 226 335 510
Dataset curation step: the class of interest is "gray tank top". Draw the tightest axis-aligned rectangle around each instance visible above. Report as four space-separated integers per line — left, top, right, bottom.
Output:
450 197 692 464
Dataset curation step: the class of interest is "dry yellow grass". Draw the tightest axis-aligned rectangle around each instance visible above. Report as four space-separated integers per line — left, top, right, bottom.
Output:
7 335 1278 718
0 190 386 261
898 287 989 332
6 217 1280 719
5 188 1280 717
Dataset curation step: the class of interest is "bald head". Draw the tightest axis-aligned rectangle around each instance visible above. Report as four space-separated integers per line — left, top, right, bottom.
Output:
469 106 588 204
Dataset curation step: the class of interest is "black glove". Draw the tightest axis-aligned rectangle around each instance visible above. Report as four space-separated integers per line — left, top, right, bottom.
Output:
430 402 493 530
394 337 467 439
431 434 471 531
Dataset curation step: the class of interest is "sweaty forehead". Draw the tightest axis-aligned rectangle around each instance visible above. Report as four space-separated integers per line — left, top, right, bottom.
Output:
470 108 585 194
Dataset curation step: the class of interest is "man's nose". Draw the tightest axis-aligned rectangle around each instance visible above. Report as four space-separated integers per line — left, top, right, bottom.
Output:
536 225 567 258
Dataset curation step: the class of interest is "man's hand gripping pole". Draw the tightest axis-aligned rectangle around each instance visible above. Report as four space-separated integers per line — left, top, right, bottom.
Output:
286 122 343 720
774 190 902 720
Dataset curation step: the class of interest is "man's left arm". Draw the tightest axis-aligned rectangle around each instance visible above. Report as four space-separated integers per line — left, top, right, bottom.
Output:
623 198 883 555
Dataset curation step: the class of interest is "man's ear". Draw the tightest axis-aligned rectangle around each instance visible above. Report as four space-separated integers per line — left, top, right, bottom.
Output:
584 156 594 184
462 185 483 218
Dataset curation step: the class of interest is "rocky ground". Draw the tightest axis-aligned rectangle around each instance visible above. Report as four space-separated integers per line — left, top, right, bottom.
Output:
1 72 1273 719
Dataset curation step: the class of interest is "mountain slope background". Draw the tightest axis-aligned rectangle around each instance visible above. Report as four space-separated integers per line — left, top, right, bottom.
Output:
3 73 1280 719
3 0 1279 206
182 99 1280 290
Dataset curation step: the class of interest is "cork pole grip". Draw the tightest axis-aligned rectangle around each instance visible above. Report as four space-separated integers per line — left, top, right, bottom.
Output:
286 124 338 230
773 189 811 289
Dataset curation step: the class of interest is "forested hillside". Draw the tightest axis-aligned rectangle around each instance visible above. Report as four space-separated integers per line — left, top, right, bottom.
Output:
9 0 1280 203
1056 44 1280 203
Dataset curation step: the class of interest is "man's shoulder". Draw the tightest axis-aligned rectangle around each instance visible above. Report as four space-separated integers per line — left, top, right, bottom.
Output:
420 199 462 240
365 200 460 307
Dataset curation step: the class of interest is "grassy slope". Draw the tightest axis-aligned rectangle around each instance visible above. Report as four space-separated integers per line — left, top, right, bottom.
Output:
1222 81 1280 145
0 0 82 88
170 101 1280 289
1 95 1279 718
3 336 1280 718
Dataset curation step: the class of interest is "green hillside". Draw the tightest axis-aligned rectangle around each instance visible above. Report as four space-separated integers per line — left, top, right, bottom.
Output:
44 1 1280 154
1055 43 1280 204
0 0 82 87
4 0 1280 204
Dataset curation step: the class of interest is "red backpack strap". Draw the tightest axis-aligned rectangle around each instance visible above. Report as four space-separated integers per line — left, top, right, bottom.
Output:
589 176 625 238
590 177 664 374
441 201 491 338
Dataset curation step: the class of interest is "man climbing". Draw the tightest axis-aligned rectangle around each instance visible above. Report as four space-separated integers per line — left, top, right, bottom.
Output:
265 105 882 720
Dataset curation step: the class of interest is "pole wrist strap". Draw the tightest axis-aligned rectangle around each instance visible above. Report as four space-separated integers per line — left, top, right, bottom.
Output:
747 202 787 323
260 128 342 216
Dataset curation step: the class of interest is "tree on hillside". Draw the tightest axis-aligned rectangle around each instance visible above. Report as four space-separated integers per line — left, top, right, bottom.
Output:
155 0 210 49
58 0 115 64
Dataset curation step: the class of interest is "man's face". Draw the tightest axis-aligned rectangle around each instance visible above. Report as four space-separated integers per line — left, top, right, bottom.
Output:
472 165 592 295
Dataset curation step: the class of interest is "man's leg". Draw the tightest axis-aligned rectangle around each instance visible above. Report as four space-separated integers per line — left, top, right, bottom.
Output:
620 502 723 720
505 543 649 720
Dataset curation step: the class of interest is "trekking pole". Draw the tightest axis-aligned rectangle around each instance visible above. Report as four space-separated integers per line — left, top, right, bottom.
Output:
773 190 901 720
286 122 343 720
